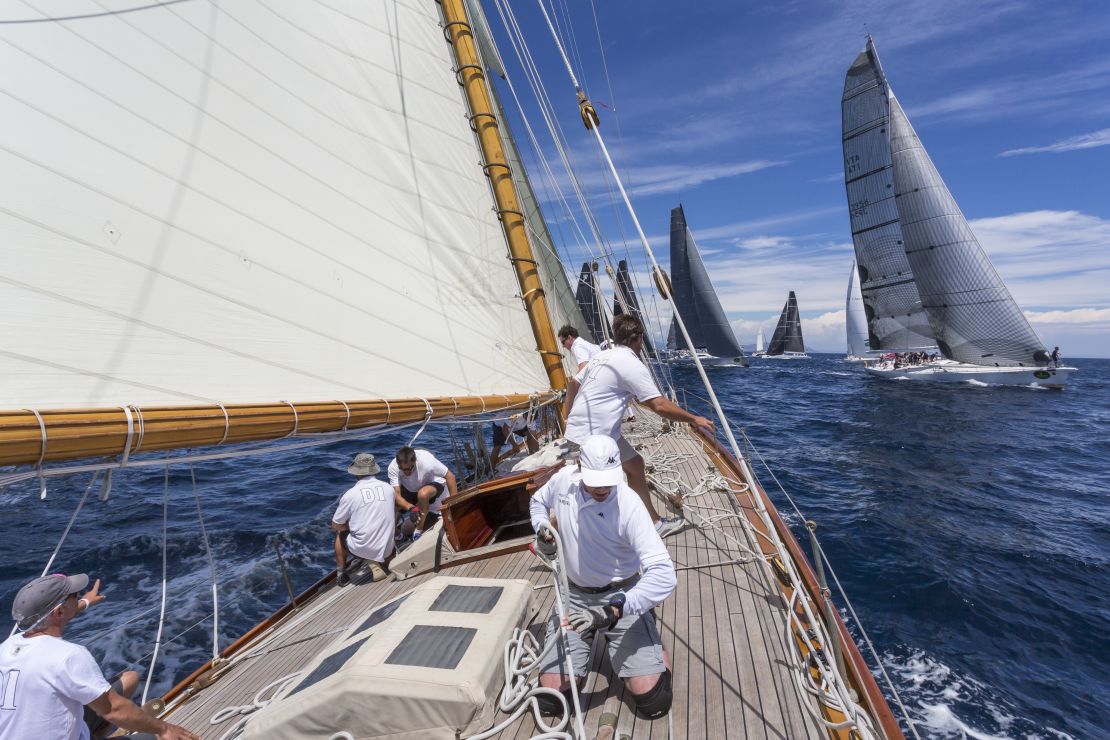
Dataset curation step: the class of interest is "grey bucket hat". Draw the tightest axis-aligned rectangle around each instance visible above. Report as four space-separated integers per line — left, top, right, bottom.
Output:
12 573 88 631
347 452 380 476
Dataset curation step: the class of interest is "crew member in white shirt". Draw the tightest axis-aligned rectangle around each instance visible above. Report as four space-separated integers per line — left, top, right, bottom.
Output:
564 313 714 537
388 446 459 540
558 324 602 371
490 413 540 469
0 573 197 740
530 435 677 719
331 452 396 587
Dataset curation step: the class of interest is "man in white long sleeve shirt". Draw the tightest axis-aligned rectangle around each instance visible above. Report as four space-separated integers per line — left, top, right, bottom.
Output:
529 435 677 719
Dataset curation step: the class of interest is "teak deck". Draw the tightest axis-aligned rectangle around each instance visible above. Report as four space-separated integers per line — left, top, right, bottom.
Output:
164 413 826 739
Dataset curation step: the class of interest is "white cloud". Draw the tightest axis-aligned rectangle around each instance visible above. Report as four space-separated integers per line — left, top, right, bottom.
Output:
999 127 1110 156
1025 307 1110 325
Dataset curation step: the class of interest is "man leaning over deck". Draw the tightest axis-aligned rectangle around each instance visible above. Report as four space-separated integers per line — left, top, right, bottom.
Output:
530 434 677 720
0 573 198 740
388 446 459 541
564 312 714 537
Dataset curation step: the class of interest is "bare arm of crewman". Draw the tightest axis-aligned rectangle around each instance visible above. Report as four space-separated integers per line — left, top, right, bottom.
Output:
87 690 198 740
642 396 713 437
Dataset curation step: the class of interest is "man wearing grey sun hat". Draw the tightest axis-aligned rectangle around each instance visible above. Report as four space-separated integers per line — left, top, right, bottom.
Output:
331 452 397 587
0 573 198 740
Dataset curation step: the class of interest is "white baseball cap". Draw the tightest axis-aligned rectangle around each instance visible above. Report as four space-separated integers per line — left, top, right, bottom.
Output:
579 435 624 487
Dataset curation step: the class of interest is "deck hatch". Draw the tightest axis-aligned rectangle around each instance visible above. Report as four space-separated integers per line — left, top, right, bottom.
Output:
385 625 475 668
429 584 503 614
355 594 410 634
287 634 371 696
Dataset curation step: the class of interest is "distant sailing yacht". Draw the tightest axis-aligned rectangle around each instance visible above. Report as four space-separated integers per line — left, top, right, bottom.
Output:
753 325 767 357
843 37 1074 387
666 205 748 366
764 291 809 359
845 260 877 362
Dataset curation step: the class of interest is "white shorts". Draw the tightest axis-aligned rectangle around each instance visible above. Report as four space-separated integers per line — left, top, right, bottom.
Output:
565 436 638 463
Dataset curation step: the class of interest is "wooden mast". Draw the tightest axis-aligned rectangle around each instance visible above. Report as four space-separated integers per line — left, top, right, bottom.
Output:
439 0 568 403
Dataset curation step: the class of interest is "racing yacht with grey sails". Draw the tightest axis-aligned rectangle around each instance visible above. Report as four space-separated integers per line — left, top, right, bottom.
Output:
666 205 748 367
0 2 912 738
764 291 809 359
843 37 1073 387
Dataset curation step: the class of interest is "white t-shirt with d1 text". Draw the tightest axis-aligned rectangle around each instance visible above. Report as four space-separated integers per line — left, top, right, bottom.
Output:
570 337 601 366
0 633 111 740
333 477 397 563
564 345 660 443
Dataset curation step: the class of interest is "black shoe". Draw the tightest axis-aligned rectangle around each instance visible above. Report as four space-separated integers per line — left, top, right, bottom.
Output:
336 569 350 587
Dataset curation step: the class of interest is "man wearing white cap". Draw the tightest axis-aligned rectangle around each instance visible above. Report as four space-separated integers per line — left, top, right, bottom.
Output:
332 452 396 587
0 573 197 740
564 313 714 537
529 434 677 720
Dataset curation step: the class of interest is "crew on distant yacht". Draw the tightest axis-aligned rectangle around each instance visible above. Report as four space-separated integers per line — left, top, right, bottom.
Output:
490 412 540 469
331 453 395 587
1051 346 1062 367
530 435 676 720
558 324 602 371
388 446 459 541
564 314 714 538
0 574 198 740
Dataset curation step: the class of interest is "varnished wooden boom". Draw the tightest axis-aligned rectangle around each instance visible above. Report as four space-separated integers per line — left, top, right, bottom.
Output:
0 392 555 466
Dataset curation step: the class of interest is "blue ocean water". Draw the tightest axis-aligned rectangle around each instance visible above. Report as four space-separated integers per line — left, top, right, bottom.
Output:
1 356 1107 738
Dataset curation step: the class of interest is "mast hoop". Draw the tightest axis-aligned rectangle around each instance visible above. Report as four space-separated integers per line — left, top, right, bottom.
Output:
481 162 512 178
216 403 231 446
496 208 525 222
467 111 498 133
25 408 48 468
337 400 351 433
441 19 471 43
282 401 299 438
454 63 484 87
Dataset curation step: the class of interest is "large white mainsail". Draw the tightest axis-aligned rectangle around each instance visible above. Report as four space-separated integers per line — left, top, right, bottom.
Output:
888 97 1050 366
846 260 871 358
0 2 555 412
841 38 934 351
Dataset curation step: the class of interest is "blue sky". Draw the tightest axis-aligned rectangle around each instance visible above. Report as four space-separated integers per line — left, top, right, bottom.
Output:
485 0 1110 357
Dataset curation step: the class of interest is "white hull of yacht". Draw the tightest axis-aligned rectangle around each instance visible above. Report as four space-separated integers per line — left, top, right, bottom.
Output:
760 352 810 360
668 350 748 367
865 361 1075 388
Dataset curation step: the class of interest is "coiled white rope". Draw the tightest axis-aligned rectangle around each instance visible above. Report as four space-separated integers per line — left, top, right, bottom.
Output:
209 672 302 740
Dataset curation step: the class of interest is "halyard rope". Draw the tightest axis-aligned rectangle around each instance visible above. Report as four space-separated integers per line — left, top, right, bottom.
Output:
141 464 171 705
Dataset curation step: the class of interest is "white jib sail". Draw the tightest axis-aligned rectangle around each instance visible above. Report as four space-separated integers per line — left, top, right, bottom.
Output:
0 1 551 409
846 260 871 357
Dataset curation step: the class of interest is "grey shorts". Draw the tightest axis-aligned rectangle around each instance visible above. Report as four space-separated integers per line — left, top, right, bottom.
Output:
566 435 639 464
539 583 666 679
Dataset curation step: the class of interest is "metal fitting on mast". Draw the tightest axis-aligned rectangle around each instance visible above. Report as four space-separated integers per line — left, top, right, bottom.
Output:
577 89 600 129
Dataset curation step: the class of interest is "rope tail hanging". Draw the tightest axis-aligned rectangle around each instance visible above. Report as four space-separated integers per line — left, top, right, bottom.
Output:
141 464 171 705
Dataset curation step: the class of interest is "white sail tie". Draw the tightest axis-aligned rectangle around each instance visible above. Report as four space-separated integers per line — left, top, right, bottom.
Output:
407 399 434 445
337 400 351 433
25 408 48 499
130 405 147 453
282 401 299 438
216 403 231 446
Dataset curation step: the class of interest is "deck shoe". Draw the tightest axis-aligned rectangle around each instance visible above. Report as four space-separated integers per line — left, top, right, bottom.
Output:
654 515 686 539
336 569 350 588
367 561 388 582
412 529 423 541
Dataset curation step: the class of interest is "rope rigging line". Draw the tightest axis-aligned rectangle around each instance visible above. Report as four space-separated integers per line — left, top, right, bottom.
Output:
189 465 222 663
141 464 171 706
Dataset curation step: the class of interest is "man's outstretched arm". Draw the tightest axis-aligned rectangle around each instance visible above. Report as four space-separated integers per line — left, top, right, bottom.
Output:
642 396 714 437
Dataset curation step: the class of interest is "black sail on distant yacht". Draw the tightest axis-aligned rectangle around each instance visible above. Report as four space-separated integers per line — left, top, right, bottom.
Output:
764 291 809 359
574 261 609 344
613 259 655 356
666 205 748 366
842 37 1074 387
